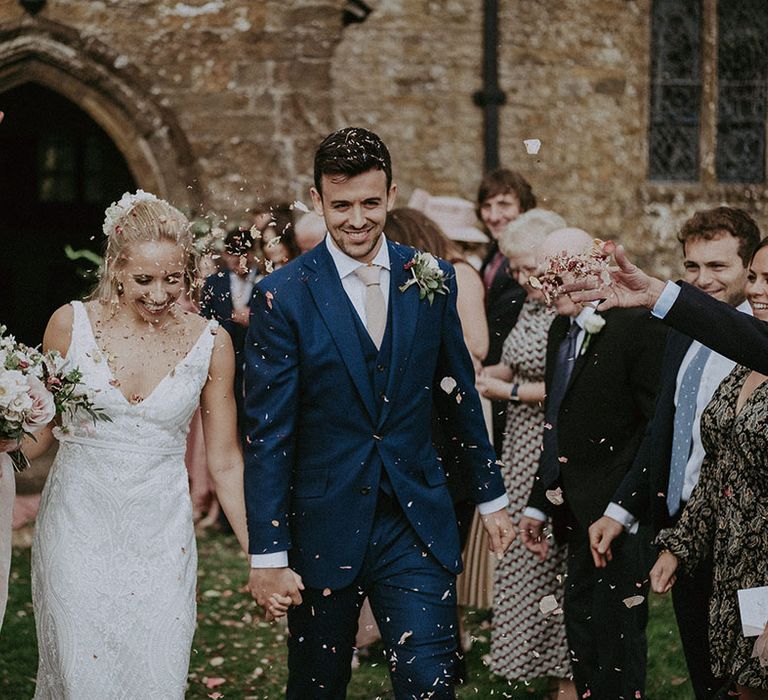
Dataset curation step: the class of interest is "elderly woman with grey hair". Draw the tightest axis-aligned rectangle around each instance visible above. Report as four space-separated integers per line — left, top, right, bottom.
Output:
476 209 576 699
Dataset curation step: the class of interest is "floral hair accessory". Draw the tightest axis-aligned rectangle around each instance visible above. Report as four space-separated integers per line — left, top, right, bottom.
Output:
399 251 449 304
102 190 160 237
529 238 611 304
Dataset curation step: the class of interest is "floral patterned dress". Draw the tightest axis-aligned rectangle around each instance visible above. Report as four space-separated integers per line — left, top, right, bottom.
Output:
657 364 768 689
490 300 571 681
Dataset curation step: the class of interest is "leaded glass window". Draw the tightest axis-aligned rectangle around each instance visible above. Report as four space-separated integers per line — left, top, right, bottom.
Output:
649 0 702 181
716 1 768 183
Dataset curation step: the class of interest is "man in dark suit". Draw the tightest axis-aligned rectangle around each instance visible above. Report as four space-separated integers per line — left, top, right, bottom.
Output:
519 228 666 700
588 207 760 699
200 227 260 430
476 169 536 452
244 127 515 699
566 238 768 375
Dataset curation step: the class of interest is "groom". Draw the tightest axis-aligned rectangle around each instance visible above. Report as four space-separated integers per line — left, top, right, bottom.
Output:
244 127 514 699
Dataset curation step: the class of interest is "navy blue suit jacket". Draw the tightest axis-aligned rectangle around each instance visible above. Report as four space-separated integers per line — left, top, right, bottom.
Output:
243 239 506 589
665 282 768 374
200 272 248 416
611 329 693 531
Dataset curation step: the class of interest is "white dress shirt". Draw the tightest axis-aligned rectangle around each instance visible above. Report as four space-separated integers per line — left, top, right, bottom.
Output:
251 234 506 568
605 298 752 531
229 270 258 311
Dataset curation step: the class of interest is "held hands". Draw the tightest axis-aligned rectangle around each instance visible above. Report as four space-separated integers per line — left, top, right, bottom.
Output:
563 241 667 311
518 515 549 562
480 507 516 560
649 550 679 594
230 307 250 327
248 567 304 621
588 516 625 568
0 439 20 453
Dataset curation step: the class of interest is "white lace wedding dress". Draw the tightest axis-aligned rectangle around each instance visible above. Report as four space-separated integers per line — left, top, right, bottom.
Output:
32 301 218 699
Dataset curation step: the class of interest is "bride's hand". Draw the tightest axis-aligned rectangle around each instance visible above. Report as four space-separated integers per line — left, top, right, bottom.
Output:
0 438 20 453
266 592 292 620
650 550 678 594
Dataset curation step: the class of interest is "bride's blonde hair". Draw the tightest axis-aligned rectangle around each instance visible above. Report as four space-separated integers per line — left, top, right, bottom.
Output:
90 195 200 305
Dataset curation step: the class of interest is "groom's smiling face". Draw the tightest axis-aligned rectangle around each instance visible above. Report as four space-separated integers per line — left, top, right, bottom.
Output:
311 168 397 263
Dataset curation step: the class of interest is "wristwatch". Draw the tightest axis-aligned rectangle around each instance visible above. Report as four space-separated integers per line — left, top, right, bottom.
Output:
509 383 520 402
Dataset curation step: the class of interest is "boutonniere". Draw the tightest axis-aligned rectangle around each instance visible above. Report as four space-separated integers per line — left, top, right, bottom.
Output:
399 251 449 304
580 312 606 355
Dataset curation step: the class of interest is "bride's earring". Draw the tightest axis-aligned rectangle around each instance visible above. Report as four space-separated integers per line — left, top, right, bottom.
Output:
116 282 124 296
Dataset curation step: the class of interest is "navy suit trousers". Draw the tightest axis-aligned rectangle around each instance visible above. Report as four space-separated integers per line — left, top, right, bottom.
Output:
286 493 458 699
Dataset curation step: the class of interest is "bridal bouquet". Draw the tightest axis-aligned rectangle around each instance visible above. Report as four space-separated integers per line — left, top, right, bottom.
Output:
0 327 109 472
529 238 612 303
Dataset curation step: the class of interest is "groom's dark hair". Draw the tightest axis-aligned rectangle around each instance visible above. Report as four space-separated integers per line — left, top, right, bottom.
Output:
313 127 392 196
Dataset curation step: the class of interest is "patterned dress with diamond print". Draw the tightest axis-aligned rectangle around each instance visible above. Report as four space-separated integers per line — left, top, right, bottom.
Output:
31 300 218 699
490 300 571 681
657 364 768 689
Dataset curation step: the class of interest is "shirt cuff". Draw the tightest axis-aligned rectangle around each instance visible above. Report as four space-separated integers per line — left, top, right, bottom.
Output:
604 502 639 534
523 506 548 522
651 281 680 319
250 551 289 568
477 494 509 515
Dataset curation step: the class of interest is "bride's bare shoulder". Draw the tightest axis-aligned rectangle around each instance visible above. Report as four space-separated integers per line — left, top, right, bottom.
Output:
43 303 75 355
177 307 209 335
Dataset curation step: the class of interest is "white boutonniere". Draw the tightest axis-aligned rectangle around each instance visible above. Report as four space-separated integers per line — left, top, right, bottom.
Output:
580 312 606 355
399 251 449 304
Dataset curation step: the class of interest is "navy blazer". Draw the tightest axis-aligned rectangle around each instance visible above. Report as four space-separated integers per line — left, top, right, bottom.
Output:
480 243 526 365
611 329 693 531
243 239 506 589
665 282 768 375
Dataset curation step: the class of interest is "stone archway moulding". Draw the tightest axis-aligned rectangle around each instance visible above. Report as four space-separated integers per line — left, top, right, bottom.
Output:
0 18 203 211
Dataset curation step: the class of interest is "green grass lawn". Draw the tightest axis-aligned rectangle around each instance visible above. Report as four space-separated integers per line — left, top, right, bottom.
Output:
0 530 694 699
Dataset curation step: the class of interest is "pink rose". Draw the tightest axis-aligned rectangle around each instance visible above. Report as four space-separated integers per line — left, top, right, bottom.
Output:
23 376 56 432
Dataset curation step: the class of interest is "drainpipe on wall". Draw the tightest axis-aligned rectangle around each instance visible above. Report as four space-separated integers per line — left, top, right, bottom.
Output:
473 0 507 172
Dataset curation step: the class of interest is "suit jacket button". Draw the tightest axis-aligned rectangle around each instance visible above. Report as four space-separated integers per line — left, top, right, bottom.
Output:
360 486 372 495
376 364 385 372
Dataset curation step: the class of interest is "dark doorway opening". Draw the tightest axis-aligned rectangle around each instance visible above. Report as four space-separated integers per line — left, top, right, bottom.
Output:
0 83 136 345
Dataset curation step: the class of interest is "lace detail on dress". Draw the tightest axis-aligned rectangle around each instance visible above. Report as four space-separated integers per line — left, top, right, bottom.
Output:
31 300 218 699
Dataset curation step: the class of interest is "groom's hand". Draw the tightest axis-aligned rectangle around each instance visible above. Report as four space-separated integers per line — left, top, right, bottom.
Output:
480 507 516 560
249 567 304 621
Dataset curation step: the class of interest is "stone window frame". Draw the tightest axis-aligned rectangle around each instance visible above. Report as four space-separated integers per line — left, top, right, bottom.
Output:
647 0 768 194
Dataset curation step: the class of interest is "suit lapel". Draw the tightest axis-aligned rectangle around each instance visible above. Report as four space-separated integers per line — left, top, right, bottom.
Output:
566 314 604 393
378 242 420 428
303 245 378 422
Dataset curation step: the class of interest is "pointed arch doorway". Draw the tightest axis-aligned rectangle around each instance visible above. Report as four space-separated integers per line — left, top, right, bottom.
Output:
0 83 136 345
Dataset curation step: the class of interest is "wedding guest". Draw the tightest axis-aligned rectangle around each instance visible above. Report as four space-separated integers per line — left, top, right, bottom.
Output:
200 226 262 431
476 169 537 454
519 228 666 699
475 209 574 698
651 236 768 700
262 202 299 270
589 207 760 699
294 210 327 253
7 192 250 697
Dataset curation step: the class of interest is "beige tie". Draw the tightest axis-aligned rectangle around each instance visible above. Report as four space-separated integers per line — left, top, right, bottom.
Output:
354 264 386 349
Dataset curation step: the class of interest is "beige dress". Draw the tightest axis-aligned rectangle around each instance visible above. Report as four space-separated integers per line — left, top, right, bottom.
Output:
490 300 571 680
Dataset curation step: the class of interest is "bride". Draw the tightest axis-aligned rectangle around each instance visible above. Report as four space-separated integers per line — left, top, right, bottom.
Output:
7 192 249 698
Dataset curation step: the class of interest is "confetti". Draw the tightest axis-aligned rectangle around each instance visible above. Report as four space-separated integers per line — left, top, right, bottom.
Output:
439 376 457 393
523 138 542 154
623 595 645 608
545 487 564 505
539 594 562 616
